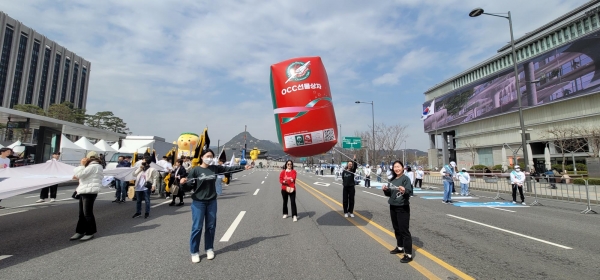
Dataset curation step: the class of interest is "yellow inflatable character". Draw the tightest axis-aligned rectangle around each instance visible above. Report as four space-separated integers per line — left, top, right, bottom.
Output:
177 133 200 157
249 147 260 162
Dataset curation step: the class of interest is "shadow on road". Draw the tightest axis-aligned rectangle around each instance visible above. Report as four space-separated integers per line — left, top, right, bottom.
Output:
216 234 289 256
315 210 374 226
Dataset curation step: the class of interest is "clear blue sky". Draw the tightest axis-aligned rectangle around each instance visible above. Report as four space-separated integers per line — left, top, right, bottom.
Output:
1 0 588 150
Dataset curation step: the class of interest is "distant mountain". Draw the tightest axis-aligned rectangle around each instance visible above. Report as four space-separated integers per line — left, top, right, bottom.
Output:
210 132 283 157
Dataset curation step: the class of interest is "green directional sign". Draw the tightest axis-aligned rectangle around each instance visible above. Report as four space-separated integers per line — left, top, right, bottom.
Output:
342 137 362 149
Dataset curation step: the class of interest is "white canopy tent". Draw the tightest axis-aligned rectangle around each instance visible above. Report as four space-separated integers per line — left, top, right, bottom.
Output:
7 140 21 148
60 134 86 165
110 142 120 150
74 137 104 152
95 139 118 163
118 139 154 153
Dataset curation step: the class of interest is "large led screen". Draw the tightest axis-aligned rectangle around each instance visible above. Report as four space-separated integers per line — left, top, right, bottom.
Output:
423 29 600 133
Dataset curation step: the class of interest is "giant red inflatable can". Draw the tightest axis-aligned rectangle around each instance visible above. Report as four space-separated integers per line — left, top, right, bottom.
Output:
270 57 338 157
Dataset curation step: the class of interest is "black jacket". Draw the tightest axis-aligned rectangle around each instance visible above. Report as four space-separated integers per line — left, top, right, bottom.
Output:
342 160 358 187
383 175 413 206
169 166 188 186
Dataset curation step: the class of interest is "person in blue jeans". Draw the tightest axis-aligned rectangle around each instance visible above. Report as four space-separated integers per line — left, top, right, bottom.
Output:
132 158 159 218
113 156 131 203
180 149 252 263
440 161 456 203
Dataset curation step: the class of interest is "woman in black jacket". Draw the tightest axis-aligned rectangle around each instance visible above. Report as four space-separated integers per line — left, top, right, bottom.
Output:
382 160 414 263
169 159 188 206
341 155 358 218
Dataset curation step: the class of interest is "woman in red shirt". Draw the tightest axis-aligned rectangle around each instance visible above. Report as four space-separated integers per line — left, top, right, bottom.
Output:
280 160 298 222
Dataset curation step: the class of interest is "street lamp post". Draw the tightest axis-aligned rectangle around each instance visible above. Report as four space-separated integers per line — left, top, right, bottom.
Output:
470 8 531 192
355 101 375 167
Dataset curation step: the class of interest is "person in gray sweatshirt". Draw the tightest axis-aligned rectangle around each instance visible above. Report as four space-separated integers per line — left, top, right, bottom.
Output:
382 160 413 263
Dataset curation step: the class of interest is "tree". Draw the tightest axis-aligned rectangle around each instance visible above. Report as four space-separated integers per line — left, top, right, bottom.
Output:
543 126 586 172
577 125 600 158
356 122 408 165
85 111 114 128
463 141 478 168
104 116 130 134
47 103 75 122
13 104 44 115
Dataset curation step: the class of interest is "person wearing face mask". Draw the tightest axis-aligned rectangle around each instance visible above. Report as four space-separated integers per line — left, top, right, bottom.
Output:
382 161 414 263
132 157 160 218
180 149 253 263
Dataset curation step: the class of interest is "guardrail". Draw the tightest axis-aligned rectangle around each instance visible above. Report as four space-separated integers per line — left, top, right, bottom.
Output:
423 172 597 214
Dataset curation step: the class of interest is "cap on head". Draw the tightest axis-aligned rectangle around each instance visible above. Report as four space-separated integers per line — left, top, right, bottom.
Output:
450 161 456 167
86 151 98 158
461 167 466 171
515 165 520 169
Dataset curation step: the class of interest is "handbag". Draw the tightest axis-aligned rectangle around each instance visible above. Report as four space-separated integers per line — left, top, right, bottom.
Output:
171 184 179 196
127 186 135 199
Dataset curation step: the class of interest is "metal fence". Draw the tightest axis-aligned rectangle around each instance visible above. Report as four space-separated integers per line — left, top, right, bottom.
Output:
423 172 598 214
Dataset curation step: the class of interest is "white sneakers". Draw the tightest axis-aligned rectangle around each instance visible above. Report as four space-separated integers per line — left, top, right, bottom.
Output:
36 199 45 203
191 253 200 263
50 198 55 202
521 202 526 205
206 250 215 260
282 214 288 219
293 216 298 222
349 214 355 218
344 213 349 218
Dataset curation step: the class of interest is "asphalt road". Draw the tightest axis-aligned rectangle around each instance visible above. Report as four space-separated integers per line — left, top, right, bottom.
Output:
0 168 599 279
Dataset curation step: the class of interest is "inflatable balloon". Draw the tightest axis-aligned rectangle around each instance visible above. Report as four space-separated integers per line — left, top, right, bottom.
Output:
249 147 260 161
177 132 199 157
270 57 338 157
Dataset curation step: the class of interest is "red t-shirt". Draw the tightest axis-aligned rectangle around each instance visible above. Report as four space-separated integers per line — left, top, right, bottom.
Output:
280 169 297 190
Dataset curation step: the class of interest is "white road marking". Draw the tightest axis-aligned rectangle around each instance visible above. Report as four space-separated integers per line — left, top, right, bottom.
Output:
333 182 342 185
151 200 172 208
261 181 264 184
488 207 516 213
362 191 387 198
253 189 260 195
0 255 12 261
0 210 27 217
314 182 330 187
220 211 246 242
25 193 65 199
447 214 572 249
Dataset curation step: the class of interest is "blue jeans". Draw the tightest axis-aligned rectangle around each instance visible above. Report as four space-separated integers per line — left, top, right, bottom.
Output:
216 178 223 195
460 183 469 196
115 180 128 201
377 175 381 182
190 199 217 254
135 189 151 214
443 181 452 202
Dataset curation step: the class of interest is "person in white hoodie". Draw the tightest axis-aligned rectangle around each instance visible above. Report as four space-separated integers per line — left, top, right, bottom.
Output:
364 165 372 188
70 151 104 241
457 168 471 196
510 165 526 205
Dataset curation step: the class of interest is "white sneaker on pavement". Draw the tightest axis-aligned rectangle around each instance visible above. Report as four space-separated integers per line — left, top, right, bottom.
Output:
512 201 517 204
344 213 349 218
206 250 215 260
521 202 526 205
350 214 355 218
50 198 55 202
293 216 297 222
36 199 45 203
283 214 288 219
191 253 200 263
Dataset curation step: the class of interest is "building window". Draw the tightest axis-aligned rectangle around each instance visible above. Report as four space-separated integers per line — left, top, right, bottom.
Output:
50 53 61 104
592 15 598 28
9 34 28 108
25 41 41 105
584 18 590 31
37 47 51 108
563 28 570 40
577 22 583 35
536 42 540 52
70 63 78 103
60 58 70 103
557 31 563 43
0 26 14 106
78 67 87 109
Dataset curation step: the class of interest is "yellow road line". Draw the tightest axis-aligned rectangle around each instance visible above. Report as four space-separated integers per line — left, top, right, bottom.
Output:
297 179 475 280
298 180 440 280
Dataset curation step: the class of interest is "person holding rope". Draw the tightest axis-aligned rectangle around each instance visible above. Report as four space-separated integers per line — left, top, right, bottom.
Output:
342 155 358 218
510 165 526 205
382 160 414 263
180 149 252 263
280 160 298 222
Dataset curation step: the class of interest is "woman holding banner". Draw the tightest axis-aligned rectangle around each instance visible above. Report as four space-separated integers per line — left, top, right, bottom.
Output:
382 161 414 263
